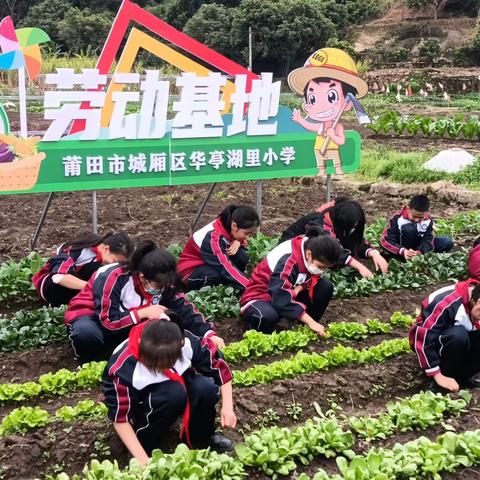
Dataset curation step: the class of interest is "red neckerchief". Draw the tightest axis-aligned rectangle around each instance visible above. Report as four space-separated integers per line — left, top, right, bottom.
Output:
163 369 191 447
133 273 154 306
323 212 336 237
127 322 192 447
316 200 335 214
89 246 102 263
292 236 318 300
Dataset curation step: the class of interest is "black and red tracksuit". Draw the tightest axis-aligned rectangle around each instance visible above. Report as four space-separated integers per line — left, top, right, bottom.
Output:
65 264 215 363
177 217 249 292
409 279 480 381
240 236 334 333
280 201 376 266
102 322 232 453
380 206 434 258
32 245 102 307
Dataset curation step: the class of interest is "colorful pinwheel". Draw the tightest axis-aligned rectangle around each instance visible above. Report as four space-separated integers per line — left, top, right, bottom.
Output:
0 16 50 136
0 16 50 80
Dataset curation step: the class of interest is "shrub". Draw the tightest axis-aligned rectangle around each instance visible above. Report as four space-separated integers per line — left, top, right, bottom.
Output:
389 47 410 62
418 38 441 65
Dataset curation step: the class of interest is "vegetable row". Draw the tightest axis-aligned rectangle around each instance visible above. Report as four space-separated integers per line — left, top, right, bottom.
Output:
237 390 470 477
301 428 480 480
367 111 480 140
43 390 469 480
0 399 107 437
232 337 411 387
1 209 478 308
0 333 414 405
224 313 411 364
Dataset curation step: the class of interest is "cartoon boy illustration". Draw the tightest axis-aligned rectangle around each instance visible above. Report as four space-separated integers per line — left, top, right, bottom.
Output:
288 48 368 176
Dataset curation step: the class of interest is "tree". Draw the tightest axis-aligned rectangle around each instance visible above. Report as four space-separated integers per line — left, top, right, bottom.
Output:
183 4 242 63
19 0 73 46
0 0 41 23
405 0 449 21
57 7 113 54
232 0 336 75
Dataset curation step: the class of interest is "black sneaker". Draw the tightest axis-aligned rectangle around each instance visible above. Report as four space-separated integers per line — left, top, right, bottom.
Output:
427 379 450 394
209 433 233 452
459 377 480 389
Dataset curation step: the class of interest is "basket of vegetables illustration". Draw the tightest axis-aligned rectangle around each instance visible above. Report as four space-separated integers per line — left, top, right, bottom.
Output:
0 134 45 192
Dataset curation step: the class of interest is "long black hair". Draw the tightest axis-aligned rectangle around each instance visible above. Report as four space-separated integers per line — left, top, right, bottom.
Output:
63 231 134 257
304 227 342 266
218 204 260 233
128 240 180 299
329 197 366 257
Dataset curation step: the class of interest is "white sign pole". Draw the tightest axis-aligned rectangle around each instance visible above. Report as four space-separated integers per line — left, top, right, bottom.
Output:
18 66 28 137
249 26 263 222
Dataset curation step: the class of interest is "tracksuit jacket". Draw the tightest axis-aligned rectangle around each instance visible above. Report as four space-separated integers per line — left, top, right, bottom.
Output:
409 279 480 377
380 206 434 256
280 201 375 266
102 322 232 424
32 245 102 302
64 264 215 339
240 236 315 321
177 217 249 289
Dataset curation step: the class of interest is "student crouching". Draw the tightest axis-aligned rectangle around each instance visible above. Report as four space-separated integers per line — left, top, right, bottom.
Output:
240 229 342 334
102 311 236 464
32 231 134 307
177 204 260 292
65 241 223 363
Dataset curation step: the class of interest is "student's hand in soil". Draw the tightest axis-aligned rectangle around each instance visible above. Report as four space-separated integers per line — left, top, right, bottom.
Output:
226 240 241 256
308 320 325 336
369 251 389 274
434 372 459 392
210 335 225 349
358 264 374 279
221 406 237 429
403 248 418 260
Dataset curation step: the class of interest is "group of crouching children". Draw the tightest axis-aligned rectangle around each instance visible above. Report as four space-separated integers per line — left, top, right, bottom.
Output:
32 193 479 465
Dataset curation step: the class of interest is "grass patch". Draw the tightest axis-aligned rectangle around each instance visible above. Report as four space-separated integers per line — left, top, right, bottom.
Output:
355 146 480 188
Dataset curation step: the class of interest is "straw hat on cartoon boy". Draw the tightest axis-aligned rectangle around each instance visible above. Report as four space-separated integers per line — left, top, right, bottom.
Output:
288 48 368 99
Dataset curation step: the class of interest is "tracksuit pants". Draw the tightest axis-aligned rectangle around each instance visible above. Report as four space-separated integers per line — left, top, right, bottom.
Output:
437 326 480 381
134 372 219 454
185 249 249 291
242 277 334 333
67 315 129 364
384 223 453 261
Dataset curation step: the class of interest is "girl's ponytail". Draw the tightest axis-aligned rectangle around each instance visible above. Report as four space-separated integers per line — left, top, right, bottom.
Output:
219 204 260 233
218 204 239 233
129 240 157 272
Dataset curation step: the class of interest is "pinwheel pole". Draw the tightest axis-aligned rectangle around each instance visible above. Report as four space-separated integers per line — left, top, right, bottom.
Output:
18 65 27 137
0 16 50 137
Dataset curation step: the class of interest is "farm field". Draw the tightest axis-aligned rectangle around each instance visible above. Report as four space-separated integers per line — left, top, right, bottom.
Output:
2 0 480 479
1 178 480 479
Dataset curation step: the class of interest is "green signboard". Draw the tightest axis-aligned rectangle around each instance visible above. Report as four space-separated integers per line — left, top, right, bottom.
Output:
0 129 360 194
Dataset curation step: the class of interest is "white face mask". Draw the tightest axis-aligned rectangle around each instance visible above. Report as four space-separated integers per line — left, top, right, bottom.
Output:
307 264 325 276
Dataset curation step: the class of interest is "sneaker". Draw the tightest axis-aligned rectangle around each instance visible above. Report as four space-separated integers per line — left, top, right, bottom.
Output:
427 379 450 394
459 377 480 389
209 433 233 452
